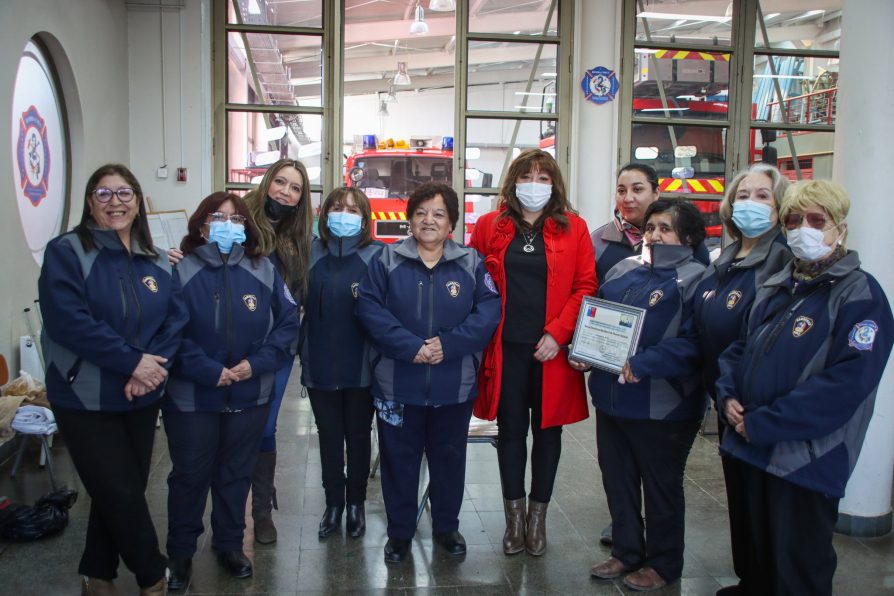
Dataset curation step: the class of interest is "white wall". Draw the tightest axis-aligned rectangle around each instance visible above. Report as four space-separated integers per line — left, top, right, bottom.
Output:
127 0 211 215
0 0 131 371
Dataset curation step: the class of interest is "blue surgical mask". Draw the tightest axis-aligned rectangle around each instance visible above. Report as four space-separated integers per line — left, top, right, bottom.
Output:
731 200 774 238
208 221 246 254
327 211 363 238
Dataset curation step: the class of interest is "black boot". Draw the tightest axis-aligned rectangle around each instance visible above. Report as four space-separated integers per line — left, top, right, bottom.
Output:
346 504 366 538
384 537 411 563
251 451 278 544
318 505 344 538
167 558 192 591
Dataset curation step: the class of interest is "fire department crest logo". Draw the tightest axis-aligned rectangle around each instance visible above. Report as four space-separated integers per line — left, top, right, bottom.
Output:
16 105 51 206
142 276 158 293
243 294 258 312
792 316 814 338
726 290 743 310
351 282 360 299
446 281 461 298
649 289 664 307
848 320 878 352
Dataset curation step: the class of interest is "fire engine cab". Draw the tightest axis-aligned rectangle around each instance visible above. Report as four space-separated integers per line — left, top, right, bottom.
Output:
345 134 457 242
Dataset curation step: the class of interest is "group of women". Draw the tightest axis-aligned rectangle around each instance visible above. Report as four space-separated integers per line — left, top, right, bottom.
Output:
38 149 892 596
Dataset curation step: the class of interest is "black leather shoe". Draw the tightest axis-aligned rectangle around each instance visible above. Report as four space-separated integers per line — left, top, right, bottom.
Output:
346 504 366 538
167 557 192 591
318 505 344 538
716 585 744 595
215 550 252 579
433 531 467 556
384 537 411 563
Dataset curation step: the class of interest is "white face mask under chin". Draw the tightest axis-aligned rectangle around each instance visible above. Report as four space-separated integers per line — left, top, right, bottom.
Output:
641 243 653 264
787 226 835 261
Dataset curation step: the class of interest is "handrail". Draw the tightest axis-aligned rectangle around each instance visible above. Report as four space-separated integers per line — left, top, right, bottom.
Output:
765 87 837 126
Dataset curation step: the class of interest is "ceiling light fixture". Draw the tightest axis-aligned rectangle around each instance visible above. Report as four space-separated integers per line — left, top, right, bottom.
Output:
377 94 389 117
636 11 731 23
429 0 455 11
384 86 398 103
393 61 412 85
410 3 429 35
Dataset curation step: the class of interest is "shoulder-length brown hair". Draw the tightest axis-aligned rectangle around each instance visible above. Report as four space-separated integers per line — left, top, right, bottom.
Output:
242 159 314 299
74 164 155 255
318 186 374 248
498 148 573 231
180 192 262 259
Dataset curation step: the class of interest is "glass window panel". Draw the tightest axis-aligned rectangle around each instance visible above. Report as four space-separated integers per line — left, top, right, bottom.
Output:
631 122 727 189
751 55 838 125
749 129 835 181
755 2 842 49
469 1 558 36
635 0 731 45
467 41 557 114
228 32 322 106
227 0 323 28
633 48 730 119
227 111 322 184
464 117 556 191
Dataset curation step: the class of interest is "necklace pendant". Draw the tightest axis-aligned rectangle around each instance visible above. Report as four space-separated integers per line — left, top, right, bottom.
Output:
523 244 535 253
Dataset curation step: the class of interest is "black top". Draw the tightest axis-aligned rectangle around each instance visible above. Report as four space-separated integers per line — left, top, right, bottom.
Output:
502 229 547 343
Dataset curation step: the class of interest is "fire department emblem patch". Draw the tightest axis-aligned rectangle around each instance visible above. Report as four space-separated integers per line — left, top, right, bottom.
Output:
446 281 461 298
243 294 258 312
792 316 814 338
726 290 743 310
649 289 664 307
16 105 51 206
848 320 878 352
142 276 158 293
351 282 360 299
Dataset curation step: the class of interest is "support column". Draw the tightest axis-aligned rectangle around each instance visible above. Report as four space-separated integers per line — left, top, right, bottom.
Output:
833 0 894 537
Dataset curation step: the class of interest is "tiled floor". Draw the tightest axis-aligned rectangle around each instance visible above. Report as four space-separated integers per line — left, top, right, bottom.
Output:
2 368 893 595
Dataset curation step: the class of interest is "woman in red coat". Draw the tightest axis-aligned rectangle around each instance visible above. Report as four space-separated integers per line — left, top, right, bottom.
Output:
470 148 597 557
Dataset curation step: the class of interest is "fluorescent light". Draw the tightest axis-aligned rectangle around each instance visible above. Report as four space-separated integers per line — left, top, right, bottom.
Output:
513 105 543 110
429 0 455 11
247 0 261 15
765 13 780 19
637 11 731 23
514 91 557 96
639 107 690 112
541 72 557 78
754 74 813 79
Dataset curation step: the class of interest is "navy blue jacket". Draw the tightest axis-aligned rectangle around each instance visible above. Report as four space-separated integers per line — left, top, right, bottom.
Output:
356 237 501 407
592 215 710 284
164 243 299 412
716 251 894 498
300 235 384 390
589 244 707 421
39 227 188 411
693 229 791 399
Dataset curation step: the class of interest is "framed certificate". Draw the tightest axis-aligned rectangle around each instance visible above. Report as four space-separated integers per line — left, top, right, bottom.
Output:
569 297 646 375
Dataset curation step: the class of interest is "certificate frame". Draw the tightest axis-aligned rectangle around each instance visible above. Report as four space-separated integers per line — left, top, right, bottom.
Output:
569 297 646 375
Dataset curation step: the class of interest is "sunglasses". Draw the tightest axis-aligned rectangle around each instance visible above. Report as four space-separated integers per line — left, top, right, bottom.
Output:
783 212 833 231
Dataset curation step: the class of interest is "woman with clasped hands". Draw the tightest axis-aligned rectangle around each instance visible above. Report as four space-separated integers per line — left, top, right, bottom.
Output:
357 182 501 564
39 164 188 596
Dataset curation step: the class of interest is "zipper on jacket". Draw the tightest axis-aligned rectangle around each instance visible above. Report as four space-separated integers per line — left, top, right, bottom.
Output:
223 263 234 411
425 270 434 405
118 278 129 325
329 256 343 388
806 441 817 462
213 293 221 333
416 280 424 319
126 258 143 349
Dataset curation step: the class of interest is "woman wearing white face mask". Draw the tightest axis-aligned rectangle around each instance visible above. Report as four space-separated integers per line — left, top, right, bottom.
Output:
715 179 893 595
470 149 597 556
300 187 383 540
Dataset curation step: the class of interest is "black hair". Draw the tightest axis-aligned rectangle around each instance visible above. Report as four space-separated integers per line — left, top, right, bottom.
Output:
642 199 706 247
618 162 660 192
406 182 460 228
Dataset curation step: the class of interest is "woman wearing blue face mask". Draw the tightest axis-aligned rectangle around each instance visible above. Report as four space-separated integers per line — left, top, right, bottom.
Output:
470 149 597 556
686 164 791 595
300 187 384 539
163 192 299 589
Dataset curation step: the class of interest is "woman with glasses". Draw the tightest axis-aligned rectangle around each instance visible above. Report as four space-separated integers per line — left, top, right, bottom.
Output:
163 192 298 589
39 164 189 596
357 182 501 563
688 164 791 595
714 179 893 595
299 187 383 539
168 159 312 544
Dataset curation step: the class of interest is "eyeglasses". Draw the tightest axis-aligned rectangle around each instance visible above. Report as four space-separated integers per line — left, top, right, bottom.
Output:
92 187 135 203
783 212 832 231
208 212 247 225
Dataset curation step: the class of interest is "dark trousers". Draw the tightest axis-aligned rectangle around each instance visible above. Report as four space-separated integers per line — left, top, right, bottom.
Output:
377 399 474 540
738 462 839 596
163 404 269 557
53 403 166 588
497 341 562 502
308 387 374 506
596 410 699 583
721 453 755 591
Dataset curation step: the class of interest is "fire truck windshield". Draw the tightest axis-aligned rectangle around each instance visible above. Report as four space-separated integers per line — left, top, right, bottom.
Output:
352 155 453 198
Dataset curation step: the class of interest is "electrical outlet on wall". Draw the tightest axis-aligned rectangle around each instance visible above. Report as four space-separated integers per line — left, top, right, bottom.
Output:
157 166 168 179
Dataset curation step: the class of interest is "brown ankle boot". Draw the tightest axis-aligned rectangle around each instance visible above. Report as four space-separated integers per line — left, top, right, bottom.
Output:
81 578 118 596
252 451 278 544
139 578 167 596
525 499 548 556
502 497 526 555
